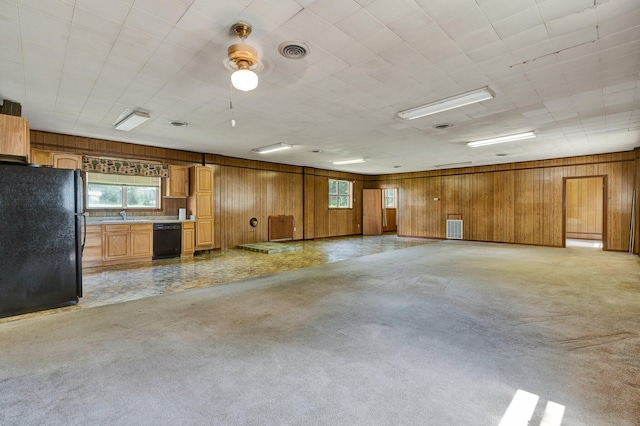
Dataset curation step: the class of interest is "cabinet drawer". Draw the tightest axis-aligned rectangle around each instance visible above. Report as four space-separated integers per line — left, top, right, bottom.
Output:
130 223 152 231
104 224 129 232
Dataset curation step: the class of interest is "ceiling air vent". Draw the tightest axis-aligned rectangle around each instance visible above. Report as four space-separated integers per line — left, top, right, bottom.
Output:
433 123 453 130
278 41 310 59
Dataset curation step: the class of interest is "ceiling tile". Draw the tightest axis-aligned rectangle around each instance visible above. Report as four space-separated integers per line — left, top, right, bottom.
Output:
416 0 480 22
306 0 361 24
75 0 132 24
546 8 595 37
440 8 491 40
476 0 537 23
335 8 384 40
454 26 501 53
246 0 303 26
125 7 175 40
364 0 418 26
536 0 593 22
131 0 191 24
493 7 542 39
502 24 549 51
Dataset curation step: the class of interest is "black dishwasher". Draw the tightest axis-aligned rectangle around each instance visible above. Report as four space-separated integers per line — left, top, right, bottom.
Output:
153 223 182 259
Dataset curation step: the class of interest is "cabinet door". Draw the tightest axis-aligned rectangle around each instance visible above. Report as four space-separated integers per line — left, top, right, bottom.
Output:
0 115 29 157
103 231 130 260
196 192 213 218
30 149 53 166
166 165 189 197
182 222 194 255
193 166 213 192
53 153 83 170
195 218 214 250
130 224 153 258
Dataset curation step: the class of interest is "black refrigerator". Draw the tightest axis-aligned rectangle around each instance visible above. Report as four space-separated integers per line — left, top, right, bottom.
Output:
0 160 83 318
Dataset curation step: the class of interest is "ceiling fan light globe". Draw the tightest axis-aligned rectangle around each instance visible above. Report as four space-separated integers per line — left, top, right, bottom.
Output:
231 69 258 91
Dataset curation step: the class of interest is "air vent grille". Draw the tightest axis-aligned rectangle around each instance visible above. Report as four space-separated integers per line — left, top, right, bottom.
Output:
278 42 310 59
446 220 463 239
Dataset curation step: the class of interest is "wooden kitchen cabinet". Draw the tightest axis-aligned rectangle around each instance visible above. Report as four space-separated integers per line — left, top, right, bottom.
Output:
103 225 130 261
182 221 195 256
0 115 30 158
130 224 153 258
165 165 189 197
52 153 83 170
188 166 214 251
102 223 153 263
30 149 53 166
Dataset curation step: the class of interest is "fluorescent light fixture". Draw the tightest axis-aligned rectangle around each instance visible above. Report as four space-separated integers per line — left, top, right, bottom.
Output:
397 86 494 120
251 143 293 154
114 110 150 131
435 161 473 168
467 131 536 147
332 159 365 165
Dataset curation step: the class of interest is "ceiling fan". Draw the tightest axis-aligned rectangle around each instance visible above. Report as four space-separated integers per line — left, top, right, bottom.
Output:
227 22 259 92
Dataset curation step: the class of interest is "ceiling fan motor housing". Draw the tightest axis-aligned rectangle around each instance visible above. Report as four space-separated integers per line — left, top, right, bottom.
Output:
228 44 258 69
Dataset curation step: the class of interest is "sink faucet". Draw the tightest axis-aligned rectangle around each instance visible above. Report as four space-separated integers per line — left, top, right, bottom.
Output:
120 210 127 220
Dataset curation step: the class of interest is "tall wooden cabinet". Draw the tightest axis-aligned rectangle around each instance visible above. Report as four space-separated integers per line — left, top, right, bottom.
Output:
0 115 30 157
188 166 214 251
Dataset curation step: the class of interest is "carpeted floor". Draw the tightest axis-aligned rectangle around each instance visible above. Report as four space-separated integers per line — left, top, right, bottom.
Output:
1 241 639 425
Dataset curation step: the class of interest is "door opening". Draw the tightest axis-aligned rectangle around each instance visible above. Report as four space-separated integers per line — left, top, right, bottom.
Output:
382 188 398 233
564 176 606 250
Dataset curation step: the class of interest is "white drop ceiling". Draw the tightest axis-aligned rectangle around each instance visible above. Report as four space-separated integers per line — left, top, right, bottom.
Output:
1 0 639 174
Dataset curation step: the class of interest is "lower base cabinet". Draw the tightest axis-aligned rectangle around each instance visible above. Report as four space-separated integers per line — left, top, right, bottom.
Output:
83 222 192 268
103 223 153 264
182 222 194 256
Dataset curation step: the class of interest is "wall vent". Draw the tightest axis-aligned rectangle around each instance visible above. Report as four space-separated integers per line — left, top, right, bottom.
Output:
446 220 463 239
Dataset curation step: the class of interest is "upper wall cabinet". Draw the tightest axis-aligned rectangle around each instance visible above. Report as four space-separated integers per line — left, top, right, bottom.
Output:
0 115 30 158
52 153 83 170
165 165 189 197
30 148 53 166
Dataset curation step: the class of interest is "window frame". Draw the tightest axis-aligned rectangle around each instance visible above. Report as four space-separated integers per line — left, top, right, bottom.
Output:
328 178 354 209
85 172 162 211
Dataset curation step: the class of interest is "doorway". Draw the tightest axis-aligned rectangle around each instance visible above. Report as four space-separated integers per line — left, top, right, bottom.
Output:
363 188 398 235
382 188 398 233
564 176 606 250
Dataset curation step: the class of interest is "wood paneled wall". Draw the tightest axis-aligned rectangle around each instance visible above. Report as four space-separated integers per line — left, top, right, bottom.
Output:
30 130 639 254
303 168 364 239
367 152 637 252
216 166 304 248
30 131 364 249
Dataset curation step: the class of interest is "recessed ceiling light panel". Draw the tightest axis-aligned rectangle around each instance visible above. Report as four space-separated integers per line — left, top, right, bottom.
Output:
467 131 536 147
114 110 150 131
398 87 494 120
251 142 293 154
332 159 365 165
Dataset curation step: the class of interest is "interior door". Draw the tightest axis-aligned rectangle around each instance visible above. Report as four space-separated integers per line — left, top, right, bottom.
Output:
363 189 383 235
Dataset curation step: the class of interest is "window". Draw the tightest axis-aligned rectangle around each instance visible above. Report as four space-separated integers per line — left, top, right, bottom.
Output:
384 189 397 208
328 179 353 209
86 172 161 210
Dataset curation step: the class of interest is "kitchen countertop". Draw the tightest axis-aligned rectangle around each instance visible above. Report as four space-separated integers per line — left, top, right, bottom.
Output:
86 216 195 225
